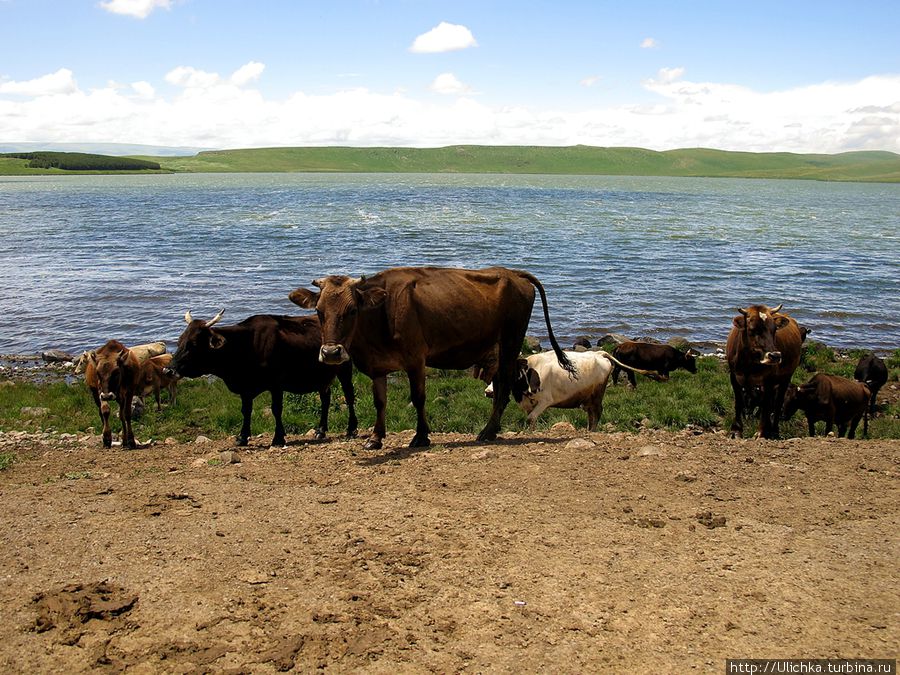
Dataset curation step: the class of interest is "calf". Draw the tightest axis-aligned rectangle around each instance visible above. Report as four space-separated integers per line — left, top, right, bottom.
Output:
167 310 357 447
854 354 888 416
84 340 142 449
487 350 661 431
783 373 870 439
612 341 696 388
138 353 179 410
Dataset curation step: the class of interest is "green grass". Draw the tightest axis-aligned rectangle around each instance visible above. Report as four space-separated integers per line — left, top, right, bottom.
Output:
0 353 897 443
46 145 900 183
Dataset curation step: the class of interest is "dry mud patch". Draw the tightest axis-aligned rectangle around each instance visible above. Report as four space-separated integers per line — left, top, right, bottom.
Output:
0 428 897 672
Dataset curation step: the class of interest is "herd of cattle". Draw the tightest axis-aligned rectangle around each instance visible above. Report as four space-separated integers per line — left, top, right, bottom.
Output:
77 265 890 450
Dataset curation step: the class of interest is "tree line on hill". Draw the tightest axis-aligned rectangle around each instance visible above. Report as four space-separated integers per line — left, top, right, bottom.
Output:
1 152 160 171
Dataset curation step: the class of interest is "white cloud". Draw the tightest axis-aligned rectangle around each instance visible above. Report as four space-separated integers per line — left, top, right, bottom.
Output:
410 22 477 53
580 76 600 88
430 73 472 95
98 0 172 19
0 68 78 96
131 81 155 99
230 61 265 87
2 65 899 155
640 37 659 49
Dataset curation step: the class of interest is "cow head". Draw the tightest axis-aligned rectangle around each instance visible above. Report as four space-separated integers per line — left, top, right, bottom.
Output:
289 276 387 365
511 358 542 404
782 381 818 419
733 304 790 366
90 340 132 401
167 309 226 377
681 351 698 373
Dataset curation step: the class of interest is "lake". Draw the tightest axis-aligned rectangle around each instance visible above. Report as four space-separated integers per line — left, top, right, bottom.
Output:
1 173 898 355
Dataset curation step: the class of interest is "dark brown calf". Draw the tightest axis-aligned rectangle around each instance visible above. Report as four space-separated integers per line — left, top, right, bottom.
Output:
783 373 870 439
84 339 142 449
611 341 696 387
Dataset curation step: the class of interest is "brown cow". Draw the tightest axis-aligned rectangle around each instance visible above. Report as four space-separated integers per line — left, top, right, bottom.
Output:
84 339 142 449
726 304 802 439
138 353 179 411
611 341 696 387
289 266 574 450
783 373 870 439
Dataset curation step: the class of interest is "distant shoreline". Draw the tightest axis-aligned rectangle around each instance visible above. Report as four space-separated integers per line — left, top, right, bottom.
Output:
2 145 899 182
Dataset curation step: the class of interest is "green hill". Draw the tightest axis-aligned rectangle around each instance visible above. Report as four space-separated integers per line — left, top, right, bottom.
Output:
3 146 899 182
143 145 900 182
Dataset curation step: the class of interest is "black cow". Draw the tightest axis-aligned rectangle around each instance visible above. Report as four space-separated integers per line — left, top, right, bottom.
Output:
167 310 357 447
611 341 697 387
854 354 888 416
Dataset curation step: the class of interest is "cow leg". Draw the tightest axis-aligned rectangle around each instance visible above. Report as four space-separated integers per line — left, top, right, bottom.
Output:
100 400 112 449
729 372 744 438
478 376 509 442
169 382 177 406
807 416 816 437
611 365 621 385
153 384 162 411
237 394 253 446
626 370 637 388
586 396 602 432
770 381 790 439
271 390 287 446
366 376 388 450
337 363 358 437
314 385 330 440
846 416 860 440
120 395 136 449
408 366 431 447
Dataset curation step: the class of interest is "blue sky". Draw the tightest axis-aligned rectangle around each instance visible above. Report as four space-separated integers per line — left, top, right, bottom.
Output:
2 0 899 152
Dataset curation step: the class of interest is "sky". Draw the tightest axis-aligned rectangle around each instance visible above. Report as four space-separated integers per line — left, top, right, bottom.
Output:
2 0 899 154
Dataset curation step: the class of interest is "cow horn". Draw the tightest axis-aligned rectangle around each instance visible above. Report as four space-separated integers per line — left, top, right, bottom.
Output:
737 307 749 317
204 309 225 328
184 310 194 324
770 303 783 314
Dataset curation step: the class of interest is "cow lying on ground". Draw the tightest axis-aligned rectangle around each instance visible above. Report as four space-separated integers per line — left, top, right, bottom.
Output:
726 304 802 439
138 353 179 411
290 266 573 450
783 373 870 439
611 341 696 387
84 340 142 449
75 340 166 374
167 310 357 447
485 350 661 431
854 353 888 416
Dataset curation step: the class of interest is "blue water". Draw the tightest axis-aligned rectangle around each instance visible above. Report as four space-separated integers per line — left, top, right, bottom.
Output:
1 173 898 354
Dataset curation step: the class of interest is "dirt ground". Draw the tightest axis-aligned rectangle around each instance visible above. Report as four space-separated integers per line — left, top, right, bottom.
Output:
0 424 897 673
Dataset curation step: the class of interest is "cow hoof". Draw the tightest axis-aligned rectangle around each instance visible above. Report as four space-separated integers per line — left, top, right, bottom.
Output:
102 439 112 449
364 438 383 451
272 437 287 447
314 430 326 441
409 434 431 448
236 436 249 447
476 430 498 442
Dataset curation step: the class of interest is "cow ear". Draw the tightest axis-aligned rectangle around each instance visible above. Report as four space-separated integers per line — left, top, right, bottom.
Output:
733 316 746 329
774 316 790 329
117 348 131 367
88 350 98 365
359 286 388 309
209 331 226 350
289 288 319 309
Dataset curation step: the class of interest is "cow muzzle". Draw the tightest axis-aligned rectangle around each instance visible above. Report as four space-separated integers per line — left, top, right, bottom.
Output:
99 392 116 401
320 344 349 365
760 351 782 365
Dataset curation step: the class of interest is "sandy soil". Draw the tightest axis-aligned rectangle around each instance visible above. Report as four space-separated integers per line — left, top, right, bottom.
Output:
0 425 897 673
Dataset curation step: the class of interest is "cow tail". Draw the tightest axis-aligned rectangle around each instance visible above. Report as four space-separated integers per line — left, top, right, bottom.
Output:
518 271 577 378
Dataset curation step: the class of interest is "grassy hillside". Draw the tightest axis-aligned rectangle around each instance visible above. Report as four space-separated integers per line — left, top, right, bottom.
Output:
3 146 899 181
138 145 900 182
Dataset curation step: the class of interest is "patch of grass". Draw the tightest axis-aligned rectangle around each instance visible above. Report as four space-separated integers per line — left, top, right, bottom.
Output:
0 354 897 441
0 451 16 470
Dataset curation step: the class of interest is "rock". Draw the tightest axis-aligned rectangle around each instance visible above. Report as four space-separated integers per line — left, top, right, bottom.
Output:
666 337 694 352
164 437 178 445
522 336 542 354
637 445 664 457
471 449 498 460
695 511 727 529
572 336 593 350
190 458 207 468
565 438 595 451
675 470 698 482
219 450 242 464
40 349 75 363
550 421 577 434
195 435 212 444
21 407 50 417
597 333 630 348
